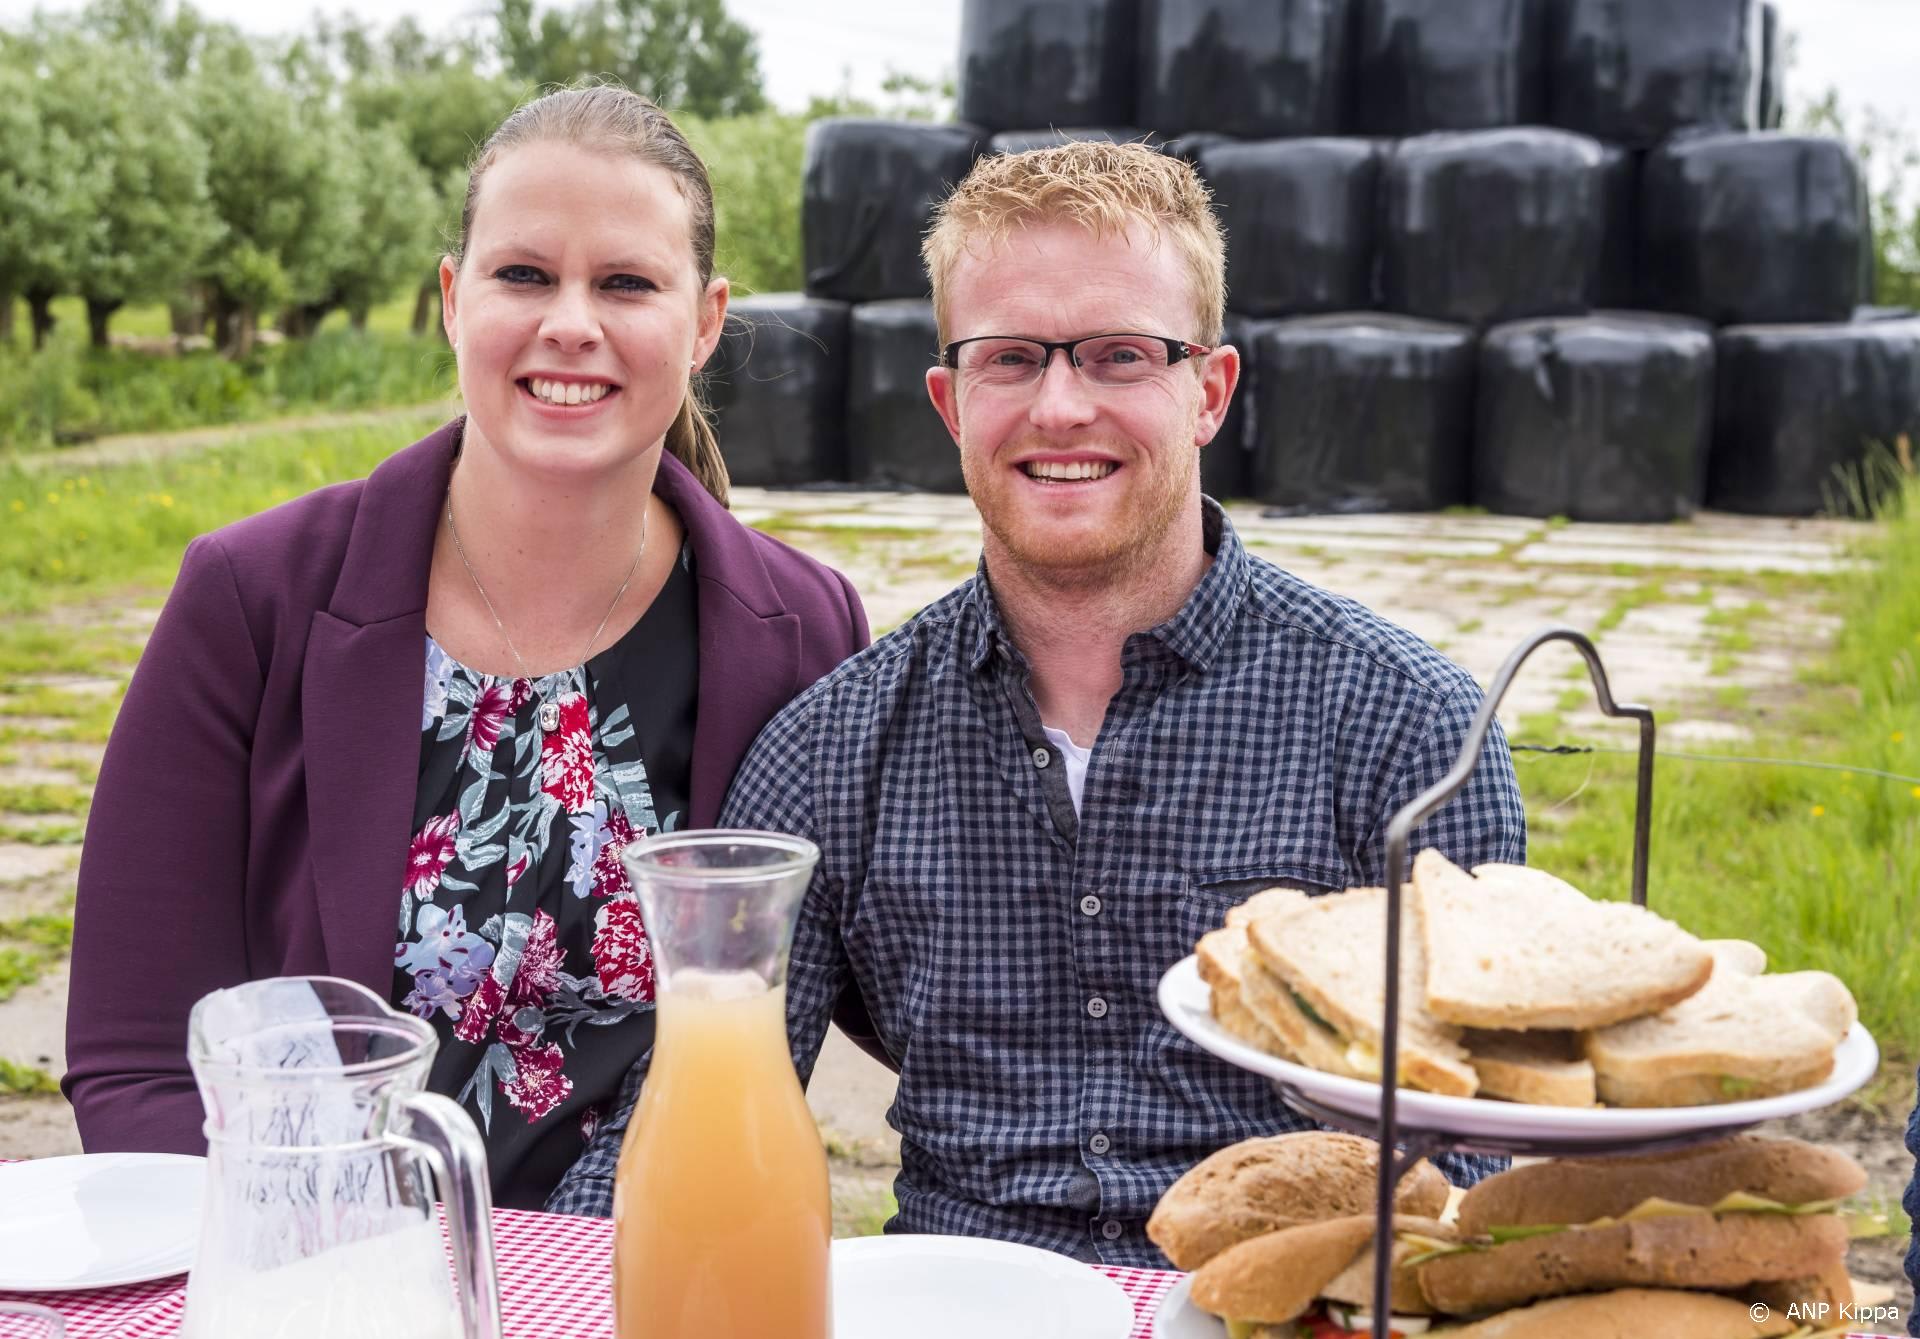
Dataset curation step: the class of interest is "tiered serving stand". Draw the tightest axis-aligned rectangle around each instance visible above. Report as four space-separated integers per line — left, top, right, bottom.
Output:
1158 627 1880 1339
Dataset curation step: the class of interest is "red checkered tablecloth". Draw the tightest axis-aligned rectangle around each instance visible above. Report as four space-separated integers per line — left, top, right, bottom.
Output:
1 1206 1183 1338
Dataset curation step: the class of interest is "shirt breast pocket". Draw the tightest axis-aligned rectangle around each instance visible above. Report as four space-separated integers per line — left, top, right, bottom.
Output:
1174 867 1340 950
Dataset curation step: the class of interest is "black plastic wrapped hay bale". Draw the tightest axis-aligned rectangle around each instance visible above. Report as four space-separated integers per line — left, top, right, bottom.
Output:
803 120 982 303
1202 313 1259 501
1197 138 1381 317
987 127 1160 155
704 295 851 488
848 300 961 493
1758 1 1784 130
1641 132 1866 326
957 0 1136 133
1475 313 1715 522
1350 0 1545 135
1250 313 1475 513
1162 132 1236 165
1546 0 1762 147
1710 320 1920 516
1593 143 1639 310
1378 129 1603 327
1138 0 1348 138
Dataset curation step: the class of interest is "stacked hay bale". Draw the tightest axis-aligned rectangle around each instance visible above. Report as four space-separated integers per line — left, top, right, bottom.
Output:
708 0 1913 518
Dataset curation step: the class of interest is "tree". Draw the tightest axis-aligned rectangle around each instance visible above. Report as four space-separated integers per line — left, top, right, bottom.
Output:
0 39 108 349
33 36 221 347
189 37 361 355
1798 90 1920 312
494 0 767 119
347 60 528 334
313 124 441 331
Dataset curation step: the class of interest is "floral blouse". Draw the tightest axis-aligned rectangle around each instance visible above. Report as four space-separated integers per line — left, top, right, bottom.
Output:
394 546 696 1210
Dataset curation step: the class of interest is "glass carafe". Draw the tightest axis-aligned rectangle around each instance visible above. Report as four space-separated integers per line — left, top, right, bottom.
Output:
181 975 500 1339
613 830 831 1339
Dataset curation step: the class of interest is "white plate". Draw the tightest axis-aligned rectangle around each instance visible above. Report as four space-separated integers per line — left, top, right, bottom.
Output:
1158 955 1880 1148
1151 1276 1221 1339
832 1234 1135 1339
0 1153 205 1291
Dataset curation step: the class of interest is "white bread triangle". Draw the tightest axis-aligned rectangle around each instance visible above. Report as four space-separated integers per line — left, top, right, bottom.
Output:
1198 927 1295 1059
1249 887 1476 1098
1585 940 1857 1106
1225 886 1312 928
1463 1029 1597 1106
1412 851 1714 1030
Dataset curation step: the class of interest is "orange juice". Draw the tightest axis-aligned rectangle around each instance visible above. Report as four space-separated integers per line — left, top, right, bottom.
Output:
612 969 832 1339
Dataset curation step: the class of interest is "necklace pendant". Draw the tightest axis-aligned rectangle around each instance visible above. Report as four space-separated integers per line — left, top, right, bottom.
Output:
539 700 560 732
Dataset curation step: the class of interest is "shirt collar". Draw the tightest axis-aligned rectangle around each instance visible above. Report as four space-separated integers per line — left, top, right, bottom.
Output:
963 498 1249 675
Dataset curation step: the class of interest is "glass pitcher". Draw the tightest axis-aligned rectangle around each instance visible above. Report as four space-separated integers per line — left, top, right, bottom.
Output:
181 975 500 1339
613 830 831 1339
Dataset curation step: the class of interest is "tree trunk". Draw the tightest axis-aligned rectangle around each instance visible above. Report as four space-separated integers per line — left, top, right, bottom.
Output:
0 287 15 346
410 279 435 336
350 306 370 332
230 306 257 360
210 292 239 353
86 297 123 350
26 290 56 350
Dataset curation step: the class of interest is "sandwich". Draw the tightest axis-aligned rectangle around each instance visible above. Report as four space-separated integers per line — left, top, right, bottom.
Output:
1198 925 1297 1059
1584 939 1857 1106
1147 1131 1448 1271
1248 887 1477 1097
1189 1213 1453 1337
1459 1029 1596 1108
1418 1134 1865 1315
1411 851 1714 1030
1171 1134 1864 1338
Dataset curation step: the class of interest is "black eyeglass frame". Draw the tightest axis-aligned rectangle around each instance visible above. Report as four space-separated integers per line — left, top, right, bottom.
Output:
939 333 1214 377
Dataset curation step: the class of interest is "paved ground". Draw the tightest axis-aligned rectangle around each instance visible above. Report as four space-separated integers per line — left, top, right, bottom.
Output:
0 482 1890 1281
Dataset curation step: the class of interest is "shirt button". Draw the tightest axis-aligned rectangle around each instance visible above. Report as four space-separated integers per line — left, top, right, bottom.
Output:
1089 1132 1111 1155
1086 996 1109 1019
1079 893 1103 917
1100 1218 1123 1241
1032 746 1051 769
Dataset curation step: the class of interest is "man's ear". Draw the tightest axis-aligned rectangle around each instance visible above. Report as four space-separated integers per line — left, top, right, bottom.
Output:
1194 343 1241 447
926 365 963 445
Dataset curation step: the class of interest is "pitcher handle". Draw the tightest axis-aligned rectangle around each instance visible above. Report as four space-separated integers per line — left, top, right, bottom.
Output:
392 1091 503 1339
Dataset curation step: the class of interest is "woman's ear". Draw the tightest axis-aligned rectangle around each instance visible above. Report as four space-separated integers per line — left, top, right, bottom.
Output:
438 256 460 348
692 276 729 372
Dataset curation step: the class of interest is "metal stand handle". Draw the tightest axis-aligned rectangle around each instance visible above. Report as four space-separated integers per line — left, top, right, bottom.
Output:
1364 627 1655 1339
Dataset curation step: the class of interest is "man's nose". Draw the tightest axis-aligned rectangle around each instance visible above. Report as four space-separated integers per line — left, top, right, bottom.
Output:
1026 348 1097 431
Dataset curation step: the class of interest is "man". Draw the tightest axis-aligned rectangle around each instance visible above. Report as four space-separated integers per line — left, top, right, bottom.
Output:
549 142 1527 1265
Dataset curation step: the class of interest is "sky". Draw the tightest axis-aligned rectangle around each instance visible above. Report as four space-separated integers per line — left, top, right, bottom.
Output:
2 0 1914 134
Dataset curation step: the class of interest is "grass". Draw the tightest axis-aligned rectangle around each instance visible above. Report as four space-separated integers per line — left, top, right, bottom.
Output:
0 1059 58 1097
2 294 451 450
1513 480 1920 1070
0 909 73 1003
0 414 444 618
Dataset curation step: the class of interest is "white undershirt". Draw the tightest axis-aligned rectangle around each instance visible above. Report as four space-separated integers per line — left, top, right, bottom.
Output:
1040 724 1094 816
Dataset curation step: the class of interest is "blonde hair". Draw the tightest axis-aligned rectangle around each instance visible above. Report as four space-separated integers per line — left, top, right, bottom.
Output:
922 140 1227 347
454 83 731 507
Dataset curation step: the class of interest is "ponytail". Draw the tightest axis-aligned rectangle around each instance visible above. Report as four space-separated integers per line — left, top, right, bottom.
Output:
665 388 731 509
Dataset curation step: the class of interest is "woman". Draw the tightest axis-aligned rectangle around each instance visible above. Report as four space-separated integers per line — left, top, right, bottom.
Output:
63 85 868 1209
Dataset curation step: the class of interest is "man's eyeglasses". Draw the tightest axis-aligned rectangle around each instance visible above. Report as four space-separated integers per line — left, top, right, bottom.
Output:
941 334 1213 389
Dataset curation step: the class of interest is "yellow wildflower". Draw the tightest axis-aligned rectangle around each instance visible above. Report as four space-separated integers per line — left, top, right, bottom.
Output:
1893 731 1907 744
8 500 22 513
159 494 175 508
48 558 63 572
45 492 59 505
1809 805 1825 818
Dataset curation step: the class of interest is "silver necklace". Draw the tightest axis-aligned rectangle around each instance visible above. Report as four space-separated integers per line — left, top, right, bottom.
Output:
444 488 649 732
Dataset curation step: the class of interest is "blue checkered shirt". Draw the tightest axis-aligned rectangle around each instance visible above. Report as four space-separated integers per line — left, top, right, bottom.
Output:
547 502 1528 1264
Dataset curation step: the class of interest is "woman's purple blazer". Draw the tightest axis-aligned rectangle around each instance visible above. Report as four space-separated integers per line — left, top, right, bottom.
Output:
63 419 868 1153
